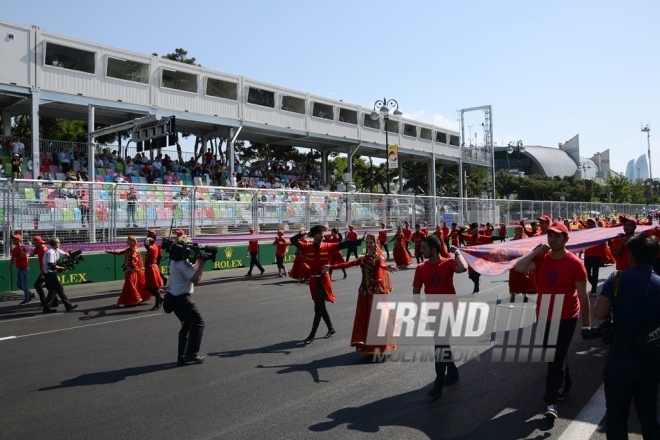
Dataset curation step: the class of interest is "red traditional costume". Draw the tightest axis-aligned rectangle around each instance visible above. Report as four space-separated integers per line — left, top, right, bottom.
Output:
391 232 412 268
332 251 396 354
297 240 342 303
116 248 152 307
412 229 427 259
144 243 164 289
289 235 309 280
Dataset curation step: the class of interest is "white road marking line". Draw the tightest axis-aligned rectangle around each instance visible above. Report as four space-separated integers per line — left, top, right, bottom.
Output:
557 384 606 440
0 314 161 340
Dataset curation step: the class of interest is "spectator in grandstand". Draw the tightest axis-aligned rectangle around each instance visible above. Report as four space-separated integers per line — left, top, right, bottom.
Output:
11 137 24 157
146 169 157 184
162 154 172 172
172 173 182 185
204 148 213 165
43 172 55 186
230 172 237 187
235 163 243 180
94 154 104 168
59 149 71 173
114 172 128 184
163 171 173 184
152 156 163 177
77 169 88 181
65 169 77 181
40 155 51 174
11 154 21 180
171 160 180 173
126 187 138 227
0 158 5 177
77 185 90 227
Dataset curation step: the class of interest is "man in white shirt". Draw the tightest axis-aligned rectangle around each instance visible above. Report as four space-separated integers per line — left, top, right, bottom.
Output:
42 237 78 313
12 137 25 157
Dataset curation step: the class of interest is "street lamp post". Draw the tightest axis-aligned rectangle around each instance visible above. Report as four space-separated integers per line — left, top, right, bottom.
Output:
371 98 402 195
507 140 525 176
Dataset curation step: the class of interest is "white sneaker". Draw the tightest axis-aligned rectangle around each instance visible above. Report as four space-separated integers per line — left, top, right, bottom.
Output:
544 404 557 419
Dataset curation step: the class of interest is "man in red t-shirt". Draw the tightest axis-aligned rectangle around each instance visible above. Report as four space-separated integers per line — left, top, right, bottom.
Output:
246 227 264 276
514 221 590 420
441 222 450 246
402 221 413 257
29 236 49 306
583 218 605 296
610 215 636 270
345 224 359 261
9 233 32 304
413 234 468 400
378 222 390 260
272 230 289 277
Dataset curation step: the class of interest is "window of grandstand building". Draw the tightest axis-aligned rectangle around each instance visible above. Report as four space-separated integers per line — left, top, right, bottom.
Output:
206 78 238 100
247 87 275 108
385 119 399 134
162 69 198 93
312 103 334 120
338 108 358 125
449 135 460 146
281 95 306 114
435 132 448 144
420 128 432 140
363 114 380 130
403 124 418 137
45 43 95 74
106 57 149 84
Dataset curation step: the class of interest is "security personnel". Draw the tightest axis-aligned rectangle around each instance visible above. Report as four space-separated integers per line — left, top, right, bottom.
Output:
594 233 660 439
163 235 208 365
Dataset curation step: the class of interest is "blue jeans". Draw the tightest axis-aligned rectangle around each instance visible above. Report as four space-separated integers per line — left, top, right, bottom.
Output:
16 267 30 300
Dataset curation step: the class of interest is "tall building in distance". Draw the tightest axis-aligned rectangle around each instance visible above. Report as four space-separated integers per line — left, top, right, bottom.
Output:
625 155 649 182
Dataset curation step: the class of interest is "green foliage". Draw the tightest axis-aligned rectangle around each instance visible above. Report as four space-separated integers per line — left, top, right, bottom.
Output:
154 48 200 66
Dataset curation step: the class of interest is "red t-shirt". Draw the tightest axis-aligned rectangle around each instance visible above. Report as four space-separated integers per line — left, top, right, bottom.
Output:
33 246 47 270
346 230 358 241
204 152 213 163
378 229 388 243
413 258 458 295
610 236 630 270
584 243 604 258
273 237 287 256
248 238 259 252
11 245 29 269
402 227 412 241
442 226 450 239
533 252 587 320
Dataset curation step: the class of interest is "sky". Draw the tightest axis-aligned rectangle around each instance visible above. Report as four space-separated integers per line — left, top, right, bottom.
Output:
5 0 660 175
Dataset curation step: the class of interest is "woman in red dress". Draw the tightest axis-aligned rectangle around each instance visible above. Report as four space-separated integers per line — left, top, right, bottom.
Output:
144 232 164 310
324 227 347 279
107 236 153 307
389 226 412 268
325 234 398 355
289 229 309 282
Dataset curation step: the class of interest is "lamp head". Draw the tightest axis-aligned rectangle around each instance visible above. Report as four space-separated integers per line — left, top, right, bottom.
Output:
507 147 514 155
369 111 380 121
379 104 389 114
393 109 403 116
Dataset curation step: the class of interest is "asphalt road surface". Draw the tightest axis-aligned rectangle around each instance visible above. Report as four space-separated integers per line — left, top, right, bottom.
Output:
0 260 657 440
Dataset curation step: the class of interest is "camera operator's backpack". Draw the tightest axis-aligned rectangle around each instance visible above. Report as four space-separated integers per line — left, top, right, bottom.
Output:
613 270 660 367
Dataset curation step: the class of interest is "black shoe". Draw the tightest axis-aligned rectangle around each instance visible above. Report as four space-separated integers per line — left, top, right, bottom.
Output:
557 388 569 401
324 328 336 338
182 355 205 364
426 387 442 400
245 273 252 277
304 334 315 345
177 356 186 366
150 298 162 311
43 308 57 314
260 269 265 275
342 271 347 279
66 304 79 312
443 375 459 386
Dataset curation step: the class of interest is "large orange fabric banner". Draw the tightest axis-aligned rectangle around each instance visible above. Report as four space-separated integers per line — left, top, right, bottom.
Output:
459 225 655 276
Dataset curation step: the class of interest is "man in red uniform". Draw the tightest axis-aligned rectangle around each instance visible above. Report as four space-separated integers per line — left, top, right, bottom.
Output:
345 224 359 261
460 223 494 293
441 222 450 247
413 234 468 399
537 215 551 235
291 225 362 344
246 227 265 276
411 223 427 264
497 222 508 242
583 218 604 296
29 236 49 306
9 233 32 305
610 215 636 271
402 221 413 257
273 230 289 277
514 221 590 419
378 222 390 260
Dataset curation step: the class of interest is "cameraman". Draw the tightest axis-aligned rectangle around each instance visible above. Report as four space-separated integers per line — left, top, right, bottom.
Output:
42 237 78 313
163 235 207 365
593 233 660 439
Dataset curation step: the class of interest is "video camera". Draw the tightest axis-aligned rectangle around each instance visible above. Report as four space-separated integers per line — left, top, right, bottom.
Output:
581 319 614 344
161 237 218 262
57 249 84 269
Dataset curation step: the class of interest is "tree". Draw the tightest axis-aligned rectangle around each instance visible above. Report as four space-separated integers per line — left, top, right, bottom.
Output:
153 48 200 66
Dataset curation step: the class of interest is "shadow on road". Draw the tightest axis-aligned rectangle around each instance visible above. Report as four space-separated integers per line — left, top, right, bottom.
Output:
256 352 372 384
38 363 178 391
209 340 303 358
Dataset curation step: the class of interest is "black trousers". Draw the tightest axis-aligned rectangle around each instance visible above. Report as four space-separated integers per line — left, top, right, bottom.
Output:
433 344 459 393
345 247 358 261
43 272 73 311
380 241 390 259
275 254 285 271
171 294 205 358
248 251 264 273
33 273 47 305
542 318 577 404
309 283 333 337
584 256 601 292
604 345 660 439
